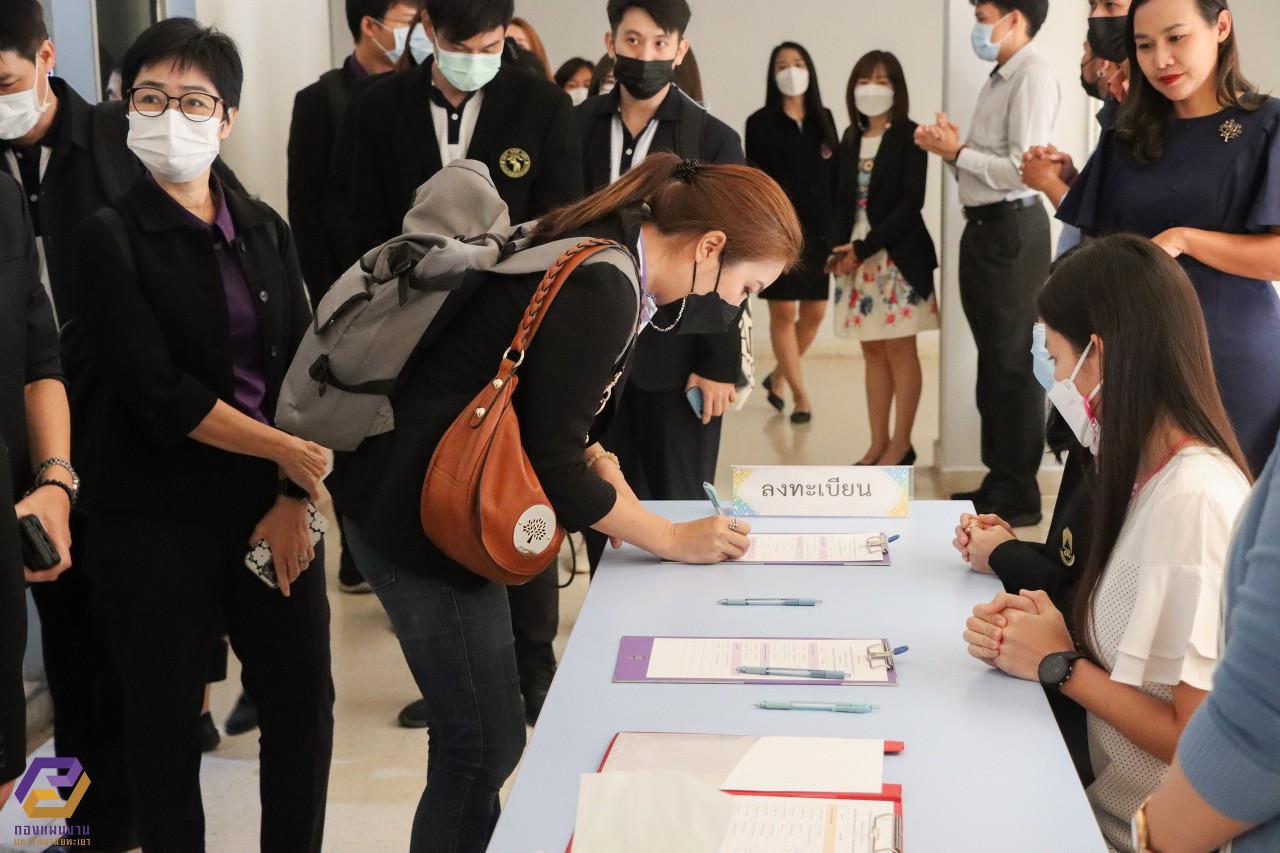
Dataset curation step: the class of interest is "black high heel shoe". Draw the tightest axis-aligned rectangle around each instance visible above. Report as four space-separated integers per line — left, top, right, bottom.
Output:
889 446 917 466
762 372 785 412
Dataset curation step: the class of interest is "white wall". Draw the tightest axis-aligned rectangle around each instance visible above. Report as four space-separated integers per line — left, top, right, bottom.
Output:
193 0 334 214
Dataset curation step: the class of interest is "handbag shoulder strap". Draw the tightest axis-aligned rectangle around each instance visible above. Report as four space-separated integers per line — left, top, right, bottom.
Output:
506 238 626 363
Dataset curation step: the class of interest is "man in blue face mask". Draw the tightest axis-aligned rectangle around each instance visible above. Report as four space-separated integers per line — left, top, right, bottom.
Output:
343 0 583 264
914 0 1060 528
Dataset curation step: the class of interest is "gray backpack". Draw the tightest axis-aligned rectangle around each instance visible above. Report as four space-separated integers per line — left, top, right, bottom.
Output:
275 159 639 451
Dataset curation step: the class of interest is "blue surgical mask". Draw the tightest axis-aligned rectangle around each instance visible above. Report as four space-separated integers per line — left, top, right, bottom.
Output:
1031 323 1056 391
435 44 502 92
971 12 1012 62
374 19 409 64
409 26 432 64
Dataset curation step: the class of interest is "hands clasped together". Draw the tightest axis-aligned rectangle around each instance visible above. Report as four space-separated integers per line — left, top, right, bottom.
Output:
964 589 1076 681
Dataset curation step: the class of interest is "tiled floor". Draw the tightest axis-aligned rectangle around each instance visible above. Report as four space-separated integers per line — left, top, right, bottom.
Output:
1 343 1061 852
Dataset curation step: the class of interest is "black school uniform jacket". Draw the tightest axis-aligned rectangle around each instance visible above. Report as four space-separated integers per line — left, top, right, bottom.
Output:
834 121 938 299
577 86 743 391
344 59 584 264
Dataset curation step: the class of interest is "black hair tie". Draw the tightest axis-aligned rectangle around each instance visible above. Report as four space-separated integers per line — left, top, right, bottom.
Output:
674 159 700 182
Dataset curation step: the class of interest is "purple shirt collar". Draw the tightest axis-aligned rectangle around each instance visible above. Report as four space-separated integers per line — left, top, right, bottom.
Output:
346 53 370 79
144 171 236 243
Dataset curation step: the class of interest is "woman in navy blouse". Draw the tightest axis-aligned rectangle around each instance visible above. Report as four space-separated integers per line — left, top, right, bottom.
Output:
1058 0 1280 475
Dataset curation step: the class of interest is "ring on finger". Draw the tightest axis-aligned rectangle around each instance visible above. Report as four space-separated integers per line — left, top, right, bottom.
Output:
728 518 740 533
297 555 312 563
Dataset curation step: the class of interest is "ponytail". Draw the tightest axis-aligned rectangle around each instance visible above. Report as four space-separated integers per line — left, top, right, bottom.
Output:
533 152 803 269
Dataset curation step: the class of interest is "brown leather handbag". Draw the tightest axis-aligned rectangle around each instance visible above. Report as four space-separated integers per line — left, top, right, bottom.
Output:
420 240 625 585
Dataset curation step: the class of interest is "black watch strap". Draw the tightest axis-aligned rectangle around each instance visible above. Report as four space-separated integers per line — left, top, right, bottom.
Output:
277 478 309 502
1039 650 1084 693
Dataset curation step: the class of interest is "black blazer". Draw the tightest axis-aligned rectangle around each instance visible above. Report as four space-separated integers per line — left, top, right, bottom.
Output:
288 64 359 306
835 121 937 299
0 446 23 786
343 59 584 264
67 178 311 526
744 105 840 263
577 87 743 391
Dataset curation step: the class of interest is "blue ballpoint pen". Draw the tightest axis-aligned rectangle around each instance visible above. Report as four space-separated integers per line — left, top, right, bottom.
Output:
737 666 848 680
702 481 725 515
719 598 821 606
755 701 879 713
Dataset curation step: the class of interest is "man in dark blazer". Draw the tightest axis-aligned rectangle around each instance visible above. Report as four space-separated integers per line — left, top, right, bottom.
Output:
288 0 423 308
578 0 744 547
343 0 583 726
0 172 73 814
343 0 583 262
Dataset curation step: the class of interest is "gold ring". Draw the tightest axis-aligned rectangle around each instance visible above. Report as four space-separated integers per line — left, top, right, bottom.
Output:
728 518 740 532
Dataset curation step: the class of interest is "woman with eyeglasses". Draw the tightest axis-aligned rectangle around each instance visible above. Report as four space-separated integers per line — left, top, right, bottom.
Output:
66 19 334 853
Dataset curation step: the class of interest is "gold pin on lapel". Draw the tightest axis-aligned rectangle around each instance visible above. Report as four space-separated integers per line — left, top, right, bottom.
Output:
1219 119 1243 143
499 147 532 178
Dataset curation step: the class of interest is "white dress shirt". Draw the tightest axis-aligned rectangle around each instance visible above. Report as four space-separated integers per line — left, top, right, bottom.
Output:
953 43 1060 208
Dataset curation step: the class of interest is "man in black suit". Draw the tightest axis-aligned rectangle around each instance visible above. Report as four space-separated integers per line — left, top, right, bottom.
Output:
0 173 71 819
579 0 743 563
344 0 583 261
344 0 584 726
288 0 423 309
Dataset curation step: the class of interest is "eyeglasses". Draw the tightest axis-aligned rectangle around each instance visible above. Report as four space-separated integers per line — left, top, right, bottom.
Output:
127 86 224 122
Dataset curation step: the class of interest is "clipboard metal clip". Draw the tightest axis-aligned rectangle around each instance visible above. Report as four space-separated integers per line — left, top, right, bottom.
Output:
867 641 896 671
872 812 903 853
867 535 888 555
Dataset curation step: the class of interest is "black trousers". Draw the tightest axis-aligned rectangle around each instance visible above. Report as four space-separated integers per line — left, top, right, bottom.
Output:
585 383 724 569
28 512 138 848
86 508 334 853
506 564 559 680
958 204 1051 509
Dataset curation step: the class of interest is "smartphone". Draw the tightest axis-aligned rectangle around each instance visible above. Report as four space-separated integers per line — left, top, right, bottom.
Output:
18 515 60 572
686 387 704 419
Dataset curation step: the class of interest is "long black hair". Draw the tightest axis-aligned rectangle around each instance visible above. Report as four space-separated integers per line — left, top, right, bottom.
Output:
1037 234 1251 663
1116 0 1265 165
764 42 839 151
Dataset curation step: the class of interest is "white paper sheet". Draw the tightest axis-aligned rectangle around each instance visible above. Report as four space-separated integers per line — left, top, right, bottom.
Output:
720 737 885 795
573 771 735 853
719 797 898 853
645 638 892 683
734 534 886 564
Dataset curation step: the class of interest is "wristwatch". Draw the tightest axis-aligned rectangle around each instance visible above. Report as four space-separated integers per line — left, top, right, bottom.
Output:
1131 795 1157 852
1037 650 1084 693
277 478 309 502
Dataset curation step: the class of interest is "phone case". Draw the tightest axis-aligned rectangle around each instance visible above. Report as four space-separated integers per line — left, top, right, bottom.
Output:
686 387 704 419
244 503 329 588
18 515 59 572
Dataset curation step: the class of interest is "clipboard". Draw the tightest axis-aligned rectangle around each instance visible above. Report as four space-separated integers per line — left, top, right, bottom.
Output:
613 636 901 687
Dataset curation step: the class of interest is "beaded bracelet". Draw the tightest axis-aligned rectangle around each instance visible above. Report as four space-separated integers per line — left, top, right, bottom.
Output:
586 450 620 472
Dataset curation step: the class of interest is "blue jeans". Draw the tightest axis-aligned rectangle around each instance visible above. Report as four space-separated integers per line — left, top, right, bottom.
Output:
343 522 526 853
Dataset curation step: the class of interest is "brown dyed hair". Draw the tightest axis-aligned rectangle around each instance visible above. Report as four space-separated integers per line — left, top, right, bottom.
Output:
1037 234 1251 663
846 50 911 134
533 152 803 271
1117 0 1265 165
509 17 551 79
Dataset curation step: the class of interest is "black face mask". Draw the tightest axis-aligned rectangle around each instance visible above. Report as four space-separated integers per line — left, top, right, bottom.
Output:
1080 69 1100 101
613 54 675 101
1087 16 1128 64
650 259 744 335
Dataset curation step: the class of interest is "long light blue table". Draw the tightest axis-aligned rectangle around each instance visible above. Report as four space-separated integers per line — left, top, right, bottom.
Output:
488 501 1107 852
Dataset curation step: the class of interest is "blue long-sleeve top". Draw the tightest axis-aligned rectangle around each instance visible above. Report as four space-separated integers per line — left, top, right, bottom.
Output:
1176 448 1280 852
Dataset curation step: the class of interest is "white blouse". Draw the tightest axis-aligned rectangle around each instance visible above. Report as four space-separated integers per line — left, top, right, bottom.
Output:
1085 447 1251 852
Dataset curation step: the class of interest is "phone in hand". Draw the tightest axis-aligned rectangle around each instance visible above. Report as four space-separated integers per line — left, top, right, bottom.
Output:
18 515 59 572
686 387 704 419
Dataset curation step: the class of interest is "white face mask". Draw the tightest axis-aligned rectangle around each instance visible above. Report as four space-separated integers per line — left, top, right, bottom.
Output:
374 20 409 64
854 83 895 118
599 81 615 95
126 109 223 184
774 66 809 98
0 55 52 141
567 86 589 106
1046 338 1102 456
